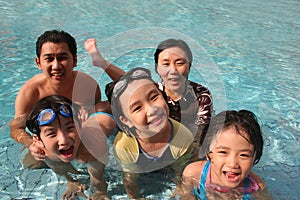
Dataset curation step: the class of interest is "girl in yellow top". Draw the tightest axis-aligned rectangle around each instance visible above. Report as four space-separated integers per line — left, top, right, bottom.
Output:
107 67 198 199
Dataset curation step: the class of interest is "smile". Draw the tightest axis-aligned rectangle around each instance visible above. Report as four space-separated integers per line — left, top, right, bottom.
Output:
52 72 64 77
223 171 241 182
148 114 163 126
59 146 74 158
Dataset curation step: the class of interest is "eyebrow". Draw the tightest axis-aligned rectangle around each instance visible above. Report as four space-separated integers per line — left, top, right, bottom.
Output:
42 52 70 57
161 57 187 62
128 88 158 110
215 145 253 153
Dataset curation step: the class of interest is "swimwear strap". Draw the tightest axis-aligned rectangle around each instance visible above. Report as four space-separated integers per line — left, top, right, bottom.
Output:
89 111 115 120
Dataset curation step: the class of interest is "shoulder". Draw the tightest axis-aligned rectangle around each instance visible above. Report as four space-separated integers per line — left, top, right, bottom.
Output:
171 118 193 138
75 71 98 83
183 160 207 180
14 74 45 116
250 171 266 189
189 81 211 95
170 119 194 158
113 131 139 163
19 74 45 92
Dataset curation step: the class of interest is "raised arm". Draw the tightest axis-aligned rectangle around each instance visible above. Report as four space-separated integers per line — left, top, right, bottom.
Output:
85 38 125 81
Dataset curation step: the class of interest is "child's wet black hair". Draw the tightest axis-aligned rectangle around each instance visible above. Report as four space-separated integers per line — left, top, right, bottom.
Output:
200 110 263 165
26 95 80 137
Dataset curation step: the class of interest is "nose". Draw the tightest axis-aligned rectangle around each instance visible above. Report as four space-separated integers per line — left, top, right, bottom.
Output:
57 130 70 146
169 63 178 73
146 104 158 117
226 155 240 168
52 58 61 70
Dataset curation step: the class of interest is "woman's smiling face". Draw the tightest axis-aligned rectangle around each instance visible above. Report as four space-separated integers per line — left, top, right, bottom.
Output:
156 46 190 92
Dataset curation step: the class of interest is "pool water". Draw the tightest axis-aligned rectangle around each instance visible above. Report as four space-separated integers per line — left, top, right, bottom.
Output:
0 0 299 199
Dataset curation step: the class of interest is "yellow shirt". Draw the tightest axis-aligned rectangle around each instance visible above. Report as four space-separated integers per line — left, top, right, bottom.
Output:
113 118 195 173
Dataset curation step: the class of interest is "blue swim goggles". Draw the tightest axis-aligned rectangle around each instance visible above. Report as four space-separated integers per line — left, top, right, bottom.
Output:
37 105 72 126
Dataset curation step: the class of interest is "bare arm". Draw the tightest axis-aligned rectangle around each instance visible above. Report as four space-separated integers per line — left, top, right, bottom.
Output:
10 115 32 146
10 84 39 146
88 161 108 197
84 38 125 81
123 172 140 199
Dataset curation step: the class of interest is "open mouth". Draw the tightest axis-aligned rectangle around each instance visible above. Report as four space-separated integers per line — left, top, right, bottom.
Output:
59 146 74 158
224 171 241 182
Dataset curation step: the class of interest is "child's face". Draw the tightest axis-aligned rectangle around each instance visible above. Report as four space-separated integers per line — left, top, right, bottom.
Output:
119 79 169 138
35 115 81 163
209 126 255 189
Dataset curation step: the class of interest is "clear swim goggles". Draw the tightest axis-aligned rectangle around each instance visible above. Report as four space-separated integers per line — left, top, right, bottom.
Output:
37 105 72 126
112 68 151 99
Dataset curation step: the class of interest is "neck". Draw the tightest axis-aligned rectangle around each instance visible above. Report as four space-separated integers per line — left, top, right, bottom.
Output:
165 84 186 101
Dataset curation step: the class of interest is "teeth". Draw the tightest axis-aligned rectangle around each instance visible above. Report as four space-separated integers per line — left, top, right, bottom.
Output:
148 116 160 125
53 73 63 76
60 146 70 151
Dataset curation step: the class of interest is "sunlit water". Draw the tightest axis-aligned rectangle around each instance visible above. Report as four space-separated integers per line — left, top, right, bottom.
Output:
0 0 299 199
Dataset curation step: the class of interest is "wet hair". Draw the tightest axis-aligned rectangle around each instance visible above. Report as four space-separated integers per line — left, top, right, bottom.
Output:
36 30 77 58
26 95 80 138
200 110 263 165
154 39 193 73
108 67 156 136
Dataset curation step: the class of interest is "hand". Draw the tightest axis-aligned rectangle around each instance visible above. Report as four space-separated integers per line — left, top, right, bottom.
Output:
78 105 90 123
63 181 87 200
88 191 109 200
29 140 46 161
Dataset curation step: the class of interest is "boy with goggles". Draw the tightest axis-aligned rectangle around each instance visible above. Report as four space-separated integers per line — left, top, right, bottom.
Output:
26 95 109 200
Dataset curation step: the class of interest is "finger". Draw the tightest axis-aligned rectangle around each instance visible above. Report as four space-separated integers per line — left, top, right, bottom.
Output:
81 113 89 122
32 150 46 160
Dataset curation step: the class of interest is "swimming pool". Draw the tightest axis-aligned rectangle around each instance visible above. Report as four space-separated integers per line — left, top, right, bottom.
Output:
0 0 299 199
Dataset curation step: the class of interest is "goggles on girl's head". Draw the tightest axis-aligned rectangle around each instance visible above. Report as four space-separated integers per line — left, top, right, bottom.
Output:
112 68 151 99
37 105 72 126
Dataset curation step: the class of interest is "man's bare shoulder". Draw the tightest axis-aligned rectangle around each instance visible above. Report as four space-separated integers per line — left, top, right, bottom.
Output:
74 71 98 85
17 74 47 97
15 74 47 116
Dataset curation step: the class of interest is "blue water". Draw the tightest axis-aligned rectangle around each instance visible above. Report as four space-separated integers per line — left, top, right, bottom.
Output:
1 0 299 199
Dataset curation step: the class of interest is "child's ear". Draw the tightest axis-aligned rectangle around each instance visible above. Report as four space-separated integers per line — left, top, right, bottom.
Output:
119 116 133 128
